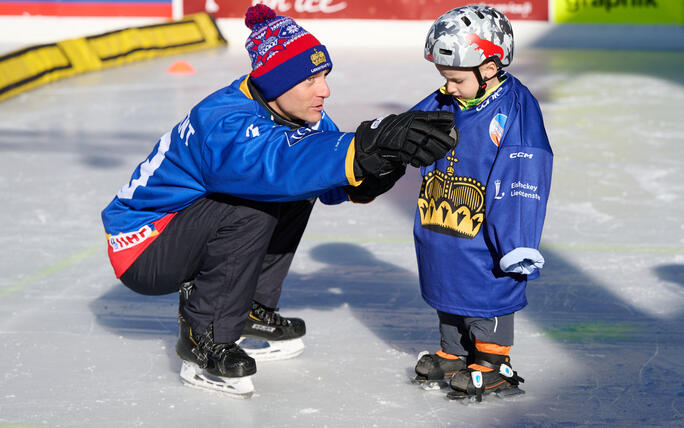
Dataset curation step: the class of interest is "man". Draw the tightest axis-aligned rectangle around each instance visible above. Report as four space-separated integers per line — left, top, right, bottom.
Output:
101 4 457 398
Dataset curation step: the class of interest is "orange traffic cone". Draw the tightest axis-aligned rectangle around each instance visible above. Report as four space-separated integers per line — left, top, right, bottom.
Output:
167 60 196 75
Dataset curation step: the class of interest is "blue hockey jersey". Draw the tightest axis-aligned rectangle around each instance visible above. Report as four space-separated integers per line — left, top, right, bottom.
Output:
413 74 553 317
102 75 358 277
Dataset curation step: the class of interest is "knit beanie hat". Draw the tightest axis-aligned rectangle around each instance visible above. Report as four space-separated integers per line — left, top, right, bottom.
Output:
245 4 333 101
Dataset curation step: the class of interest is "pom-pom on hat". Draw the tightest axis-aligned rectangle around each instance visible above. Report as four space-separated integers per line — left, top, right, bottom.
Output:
245 4 332 101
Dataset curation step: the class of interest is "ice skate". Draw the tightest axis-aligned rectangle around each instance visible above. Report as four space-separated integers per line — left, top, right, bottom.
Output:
239 300 306 362
412 350 467 390
447 353 524 403
176 315 257 398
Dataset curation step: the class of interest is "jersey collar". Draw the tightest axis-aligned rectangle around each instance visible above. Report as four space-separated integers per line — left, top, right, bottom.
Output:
440 76 507 111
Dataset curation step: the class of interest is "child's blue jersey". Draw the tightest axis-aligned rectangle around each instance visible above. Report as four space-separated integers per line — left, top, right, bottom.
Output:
412 74 553 317
102 75 356 277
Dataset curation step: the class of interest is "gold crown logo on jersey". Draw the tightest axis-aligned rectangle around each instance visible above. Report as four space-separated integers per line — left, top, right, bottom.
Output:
418 168 486 239
310 49 326 66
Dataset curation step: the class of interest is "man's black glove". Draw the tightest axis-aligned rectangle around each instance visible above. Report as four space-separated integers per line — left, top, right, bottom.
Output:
353 110 458 178
344 165 406 203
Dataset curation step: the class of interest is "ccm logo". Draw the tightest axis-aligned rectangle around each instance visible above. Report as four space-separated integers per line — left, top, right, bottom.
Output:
510 152 533 159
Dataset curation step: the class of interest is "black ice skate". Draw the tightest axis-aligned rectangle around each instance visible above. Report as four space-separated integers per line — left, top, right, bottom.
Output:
176 315 257 398
413 350 467 390
239 300 306 362
447 352 524 403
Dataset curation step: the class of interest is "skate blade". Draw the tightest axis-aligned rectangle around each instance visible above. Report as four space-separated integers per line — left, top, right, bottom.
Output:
495 387 525 398
447 387 525 403
421 380 447 391
238 337 304 362
179 361 254 399
411 376 447 391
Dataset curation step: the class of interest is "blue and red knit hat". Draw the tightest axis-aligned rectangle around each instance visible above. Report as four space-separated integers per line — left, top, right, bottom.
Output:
245 4 333 100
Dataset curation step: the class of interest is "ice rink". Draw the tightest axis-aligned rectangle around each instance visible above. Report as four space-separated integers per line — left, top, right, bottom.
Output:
1 21 683 427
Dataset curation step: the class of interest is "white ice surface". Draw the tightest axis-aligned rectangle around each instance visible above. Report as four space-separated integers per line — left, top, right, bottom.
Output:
0 23 683 427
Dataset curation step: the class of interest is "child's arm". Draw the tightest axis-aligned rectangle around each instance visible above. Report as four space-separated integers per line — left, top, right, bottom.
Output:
485 97 553 277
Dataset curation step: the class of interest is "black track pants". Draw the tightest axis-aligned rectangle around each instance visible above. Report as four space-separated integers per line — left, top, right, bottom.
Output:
120 194 314 343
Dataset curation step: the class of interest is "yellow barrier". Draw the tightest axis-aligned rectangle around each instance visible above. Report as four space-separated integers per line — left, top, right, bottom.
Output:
0 13 227 102
554 0 684 25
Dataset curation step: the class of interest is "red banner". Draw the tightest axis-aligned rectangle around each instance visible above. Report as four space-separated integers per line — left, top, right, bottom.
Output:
185 0 548 21
0 1 171 17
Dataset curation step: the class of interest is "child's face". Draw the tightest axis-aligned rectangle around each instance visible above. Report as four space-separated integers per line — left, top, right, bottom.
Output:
435 63 497 100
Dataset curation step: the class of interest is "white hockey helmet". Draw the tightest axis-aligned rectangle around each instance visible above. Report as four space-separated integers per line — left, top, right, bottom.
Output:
425 5 514 68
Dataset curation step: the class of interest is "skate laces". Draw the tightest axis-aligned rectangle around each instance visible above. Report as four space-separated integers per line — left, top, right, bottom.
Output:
192 326 214 368
209 342 239 361
191 323 241 367
251 301 290 326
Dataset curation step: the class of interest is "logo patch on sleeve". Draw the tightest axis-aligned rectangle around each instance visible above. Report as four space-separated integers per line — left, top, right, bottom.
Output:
489 113 507 147
285 128 322 146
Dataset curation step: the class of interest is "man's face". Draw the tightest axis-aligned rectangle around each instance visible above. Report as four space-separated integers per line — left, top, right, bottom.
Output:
269 70 330 123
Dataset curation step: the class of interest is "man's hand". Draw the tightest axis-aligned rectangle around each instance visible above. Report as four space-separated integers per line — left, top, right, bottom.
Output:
344 165 406 203
353 110 458 178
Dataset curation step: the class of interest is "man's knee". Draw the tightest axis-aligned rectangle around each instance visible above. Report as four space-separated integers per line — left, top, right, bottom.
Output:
119 267 180 296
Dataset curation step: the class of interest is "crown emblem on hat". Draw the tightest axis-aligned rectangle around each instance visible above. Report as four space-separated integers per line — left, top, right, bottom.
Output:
418 162 486 239
310 49 326 66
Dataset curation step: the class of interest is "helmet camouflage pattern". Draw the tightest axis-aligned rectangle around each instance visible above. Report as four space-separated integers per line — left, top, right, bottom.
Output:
425 5 514 68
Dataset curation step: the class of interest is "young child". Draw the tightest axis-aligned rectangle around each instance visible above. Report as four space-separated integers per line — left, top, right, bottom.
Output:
411 5 553 401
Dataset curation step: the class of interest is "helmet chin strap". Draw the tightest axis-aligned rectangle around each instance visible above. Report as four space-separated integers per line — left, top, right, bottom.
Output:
472 67 488 99
473 65 504 99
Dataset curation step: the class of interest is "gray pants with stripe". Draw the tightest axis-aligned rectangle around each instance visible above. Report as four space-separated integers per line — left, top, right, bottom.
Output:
437 311 515 357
